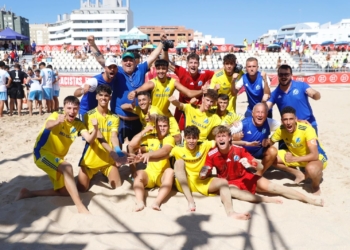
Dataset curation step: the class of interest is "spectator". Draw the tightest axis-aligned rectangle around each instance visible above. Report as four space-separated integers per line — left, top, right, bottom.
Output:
31 41 36 54
333 59 339 71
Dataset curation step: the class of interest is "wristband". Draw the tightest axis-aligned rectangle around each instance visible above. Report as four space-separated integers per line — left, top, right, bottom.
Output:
114 146 125 157
94 51 102 57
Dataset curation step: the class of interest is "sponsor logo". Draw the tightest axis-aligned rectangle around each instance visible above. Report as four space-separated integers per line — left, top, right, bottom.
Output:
247 131 252 134
340 74 349 83
318 75 327 83
307 76 315 83
190 82 194 85
278 95 282 98
227 158 231 162
329 74 337 83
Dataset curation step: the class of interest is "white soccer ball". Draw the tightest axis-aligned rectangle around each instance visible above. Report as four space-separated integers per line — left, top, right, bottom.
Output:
230 121 243 134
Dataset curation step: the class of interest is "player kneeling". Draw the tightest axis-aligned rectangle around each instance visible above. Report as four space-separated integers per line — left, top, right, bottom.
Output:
129 115 175 212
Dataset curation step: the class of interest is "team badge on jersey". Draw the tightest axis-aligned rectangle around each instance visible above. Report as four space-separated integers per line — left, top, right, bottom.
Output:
107 121 112 126
293 89 299 95
233 155 240 161
256 85 261 90
55 157 60 163
203 118 209 124
198 81 203 86
196 152 201 157
295 137 301 143
71 127 77 134
165 87 170 92
262 128 266 134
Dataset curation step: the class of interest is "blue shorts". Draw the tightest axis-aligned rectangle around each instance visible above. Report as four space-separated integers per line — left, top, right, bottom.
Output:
250 147 267 160
42 88 53 100
118 118 142 145
29 90 43 101
0 92 7 101
53 90 60 97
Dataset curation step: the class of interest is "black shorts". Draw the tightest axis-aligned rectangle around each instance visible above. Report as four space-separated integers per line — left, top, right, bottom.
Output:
8 88 25 99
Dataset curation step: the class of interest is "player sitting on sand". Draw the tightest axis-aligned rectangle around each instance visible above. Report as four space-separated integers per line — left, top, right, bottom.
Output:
129 115 175 212
77 84 128 192
202 126 324 206
16 96 99 214
169 125 251 220
268 106 328 195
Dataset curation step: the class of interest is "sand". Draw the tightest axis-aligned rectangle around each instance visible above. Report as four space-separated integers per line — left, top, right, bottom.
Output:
0 85 350 250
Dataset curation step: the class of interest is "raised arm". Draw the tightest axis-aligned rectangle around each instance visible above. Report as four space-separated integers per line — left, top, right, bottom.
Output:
45 114 65 130
168 95 184 110
146 34 167 68
128 125 155 150
80 118 98 144
174 80 204 98
261 71 271 102
230 72 240 96
127 80 155 100
121 103 135 112
87 35 106 67
141 144 172 163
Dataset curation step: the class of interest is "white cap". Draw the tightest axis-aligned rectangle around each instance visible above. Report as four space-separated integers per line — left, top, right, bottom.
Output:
105 57 117 67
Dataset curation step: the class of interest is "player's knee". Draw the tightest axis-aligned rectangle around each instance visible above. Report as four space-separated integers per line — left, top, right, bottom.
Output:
174 159 185 172
267 146 278 157
110 180 121 189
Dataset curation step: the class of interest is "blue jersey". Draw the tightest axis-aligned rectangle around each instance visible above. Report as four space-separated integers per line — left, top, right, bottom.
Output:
241 117 270 155
269 80 316 126
242 72 264 112
79 73 111 115
111 62 148 117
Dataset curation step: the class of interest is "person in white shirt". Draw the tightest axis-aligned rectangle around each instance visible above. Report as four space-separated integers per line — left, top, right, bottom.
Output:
0 61 12 117
27 68 43 116
38 62 54 113
47 65 60 112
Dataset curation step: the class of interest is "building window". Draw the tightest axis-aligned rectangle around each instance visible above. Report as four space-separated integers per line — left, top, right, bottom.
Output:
154 34 160 36
120 28 125 32
119 20 125 23
188 34 191 36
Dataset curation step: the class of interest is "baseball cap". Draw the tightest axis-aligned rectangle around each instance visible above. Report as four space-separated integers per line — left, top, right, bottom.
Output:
105 57 117 67
122 52 135 60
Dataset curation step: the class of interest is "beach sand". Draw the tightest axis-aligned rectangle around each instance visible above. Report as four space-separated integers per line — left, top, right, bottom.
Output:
0 85 349 249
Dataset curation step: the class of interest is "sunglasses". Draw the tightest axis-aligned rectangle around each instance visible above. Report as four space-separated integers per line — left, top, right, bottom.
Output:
278 73 291 77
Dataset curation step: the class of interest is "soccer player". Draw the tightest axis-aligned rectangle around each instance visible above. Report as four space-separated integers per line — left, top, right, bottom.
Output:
269 106 327 195
129 115 175 212
204 125 324 206
231 103 279 176
77 84 126 192
37 62 54 113
235 57 272 118
163 51 215 130
169 89 222 142
170 125 251 220
215 94 243 126
9 64 27 116
16 96 99 214
210 54 244 112
74 57 118 120
0 61 12 117
50 67 60 112
127 59 208 144
267 64 321 134
27 69 43 116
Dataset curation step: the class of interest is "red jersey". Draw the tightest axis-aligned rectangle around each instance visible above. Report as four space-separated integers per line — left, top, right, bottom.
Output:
205 145 255 181
174 65 214 104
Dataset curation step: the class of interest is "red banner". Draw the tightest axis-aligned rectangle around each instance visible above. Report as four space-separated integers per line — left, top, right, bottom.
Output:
269 73 350 86
59 75 92 86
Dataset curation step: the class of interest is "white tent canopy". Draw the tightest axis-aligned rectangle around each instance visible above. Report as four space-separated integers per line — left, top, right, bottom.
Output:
120 27 148 40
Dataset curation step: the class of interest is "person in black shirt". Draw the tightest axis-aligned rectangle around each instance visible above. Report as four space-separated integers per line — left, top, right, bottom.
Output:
9 64 27 116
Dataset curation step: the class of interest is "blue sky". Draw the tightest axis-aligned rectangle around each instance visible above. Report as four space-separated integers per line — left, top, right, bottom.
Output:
2 0 350 44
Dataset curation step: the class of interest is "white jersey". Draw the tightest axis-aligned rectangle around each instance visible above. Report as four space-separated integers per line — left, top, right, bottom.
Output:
40 68 54 88
53 73 60 91
0 69 10 92
29 74 42 91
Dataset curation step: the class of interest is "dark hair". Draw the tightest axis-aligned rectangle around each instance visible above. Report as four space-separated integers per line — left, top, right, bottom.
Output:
281 106 296 116
203 89 218 101
0 61 5 67
184 125 200 138
64 96 80 106
155 59 169 68
46 65 53 69
218 94 229 101
35 69 40 73
187 53 200 62
39 62 46 67
4 65 9 70
133 52 141 59
156 115 169 125
223 54 237 64
14 64 21 70
136 91 151 99
278 64 293 74
96 84 112 95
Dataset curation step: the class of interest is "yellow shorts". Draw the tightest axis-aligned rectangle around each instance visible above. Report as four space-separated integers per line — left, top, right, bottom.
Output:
34 150 65 191
81 165 114 180
169 116 180 136
278 149 328 169
175 175 214 196
145 168 163 188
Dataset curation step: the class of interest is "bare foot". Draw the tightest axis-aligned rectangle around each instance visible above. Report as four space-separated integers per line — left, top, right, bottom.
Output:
262 196 284 204
311 198 324 207
187 202 196 212
151 203 161 211
134 201 145 212
294 172 305 184
15 188 31 201
228 211 251 220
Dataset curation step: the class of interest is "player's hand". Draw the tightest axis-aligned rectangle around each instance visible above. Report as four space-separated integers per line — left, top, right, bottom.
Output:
109 151 128 167
261 93 269 102
232 132 244 141
261 71 267 79
285 152 295 163
168 95 177 103
202 82 210 94
145 111 151 123
199 166 211 180
189 97 199 105
91 118 98 127
233 73 239 79
87 35 96 46
141 152 151 164
214 84 221 91
261 138 270 147
239 158 252 168
128 90 137 100
57 114 65 123
245 141 260 147
160 33 167 42
143 125 154 134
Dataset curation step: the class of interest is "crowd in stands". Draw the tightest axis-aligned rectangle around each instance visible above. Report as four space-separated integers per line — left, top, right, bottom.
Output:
5 34 327 220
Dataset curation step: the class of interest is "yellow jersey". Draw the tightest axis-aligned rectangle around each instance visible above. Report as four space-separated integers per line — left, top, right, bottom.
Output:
271 122 327 158
79 108 120 168
210 69 244 111
133 105 164 136
34 112 87 159
151 77 176 117
183 104 222 141
215 109 244 126
146 134 175 173
170 140 216 177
